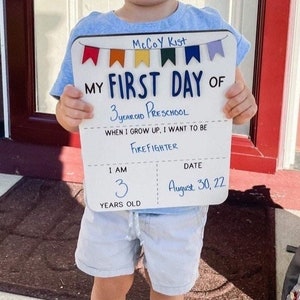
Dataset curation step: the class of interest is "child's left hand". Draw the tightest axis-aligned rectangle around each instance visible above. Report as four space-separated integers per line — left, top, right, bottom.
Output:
223 68 257 125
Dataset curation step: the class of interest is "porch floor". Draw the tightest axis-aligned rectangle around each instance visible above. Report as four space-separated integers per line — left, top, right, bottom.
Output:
0 168 299 299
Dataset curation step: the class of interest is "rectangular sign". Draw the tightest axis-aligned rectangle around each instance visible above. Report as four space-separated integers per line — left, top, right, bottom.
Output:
72 31 236 211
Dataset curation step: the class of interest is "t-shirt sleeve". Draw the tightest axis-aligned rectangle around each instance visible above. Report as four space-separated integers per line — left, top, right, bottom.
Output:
234 32 251 66
49 31 75 99
203 7 251 66
50 12 102 99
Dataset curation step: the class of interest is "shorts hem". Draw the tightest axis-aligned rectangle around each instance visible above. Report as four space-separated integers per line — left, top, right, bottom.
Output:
76 258 135 278
152 281 196 296
151 271 198 296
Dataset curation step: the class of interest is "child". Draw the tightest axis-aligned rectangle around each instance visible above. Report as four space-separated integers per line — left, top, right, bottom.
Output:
51 1 257 299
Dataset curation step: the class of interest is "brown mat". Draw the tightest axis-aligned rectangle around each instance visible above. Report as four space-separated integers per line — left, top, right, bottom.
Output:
0 178 276 299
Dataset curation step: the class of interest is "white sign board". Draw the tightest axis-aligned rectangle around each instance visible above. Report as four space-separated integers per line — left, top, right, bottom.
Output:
72 31 236 211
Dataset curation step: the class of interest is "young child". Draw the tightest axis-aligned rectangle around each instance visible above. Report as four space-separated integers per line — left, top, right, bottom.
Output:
51 1 257 299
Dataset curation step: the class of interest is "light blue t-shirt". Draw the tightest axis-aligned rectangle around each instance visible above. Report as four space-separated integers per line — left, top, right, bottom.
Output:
51 2 250 214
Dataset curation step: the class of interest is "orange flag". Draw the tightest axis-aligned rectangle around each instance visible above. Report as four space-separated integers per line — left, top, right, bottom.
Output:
110 49 125 67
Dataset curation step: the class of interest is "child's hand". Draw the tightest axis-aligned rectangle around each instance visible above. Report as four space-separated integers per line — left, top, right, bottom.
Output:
223 68 257 125
55 85 93 132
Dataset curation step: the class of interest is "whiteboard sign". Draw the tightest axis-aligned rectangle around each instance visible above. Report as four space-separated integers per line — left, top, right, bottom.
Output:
72 31 236 211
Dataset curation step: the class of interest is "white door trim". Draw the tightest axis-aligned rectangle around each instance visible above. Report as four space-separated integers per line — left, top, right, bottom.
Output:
0 0 10 138
280 0 300 169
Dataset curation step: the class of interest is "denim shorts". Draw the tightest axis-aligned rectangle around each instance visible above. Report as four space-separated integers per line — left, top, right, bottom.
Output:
75 206 208 296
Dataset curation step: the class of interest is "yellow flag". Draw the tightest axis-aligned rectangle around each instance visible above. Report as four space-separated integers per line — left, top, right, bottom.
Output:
135 49 150 67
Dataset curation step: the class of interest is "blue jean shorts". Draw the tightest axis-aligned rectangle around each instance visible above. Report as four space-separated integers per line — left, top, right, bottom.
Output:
75 206 208 296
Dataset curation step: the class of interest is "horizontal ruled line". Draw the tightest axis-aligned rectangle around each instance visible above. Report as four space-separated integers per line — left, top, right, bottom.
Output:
86 157 227 167
82 120 228 130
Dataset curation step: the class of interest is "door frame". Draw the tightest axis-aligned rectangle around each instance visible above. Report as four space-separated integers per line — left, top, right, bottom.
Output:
279 0 300 168
230 0 291 173
4 0 79 147
0 0 9 138
0 0 291 180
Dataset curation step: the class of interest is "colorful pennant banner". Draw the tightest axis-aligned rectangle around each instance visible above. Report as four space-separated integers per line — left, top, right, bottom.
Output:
161 48 176 66
81 39 225 67
135 49 150 67
109 49 125 67
185 45 201 65
82 45 100 65
207 40 225 61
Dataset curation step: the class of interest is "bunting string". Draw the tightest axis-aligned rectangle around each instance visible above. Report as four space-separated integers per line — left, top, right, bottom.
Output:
80 35 228 67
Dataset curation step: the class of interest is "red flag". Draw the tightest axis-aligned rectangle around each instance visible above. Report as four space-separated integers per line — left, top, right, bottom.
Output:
82 45 100 65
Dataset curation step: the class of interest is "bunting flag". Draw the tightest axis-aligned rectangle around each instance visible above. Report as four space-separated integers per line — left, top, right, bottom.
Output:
185 45 201 64
161 48 176 66
135 49 150 67
207 40 225 61
110 49 125 67
82 45 100 65
81 38 225 67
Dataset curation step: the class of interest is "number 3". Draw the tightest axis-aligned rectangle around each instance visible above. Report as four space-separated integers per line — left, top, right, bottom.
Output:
115 179 128 198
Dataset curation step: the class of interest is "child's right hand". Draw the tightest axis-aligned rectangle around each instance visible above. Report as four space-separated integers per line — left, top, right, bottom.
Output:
55 85 94 132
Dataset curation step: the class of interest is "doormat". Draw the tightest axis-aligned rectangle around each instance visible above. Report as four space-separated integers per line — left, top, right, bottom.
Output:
0 178 276 299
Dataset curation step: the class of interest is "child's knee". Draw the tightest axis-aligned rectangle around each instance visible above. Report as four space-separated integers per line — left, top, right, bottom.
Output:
91 275 134 300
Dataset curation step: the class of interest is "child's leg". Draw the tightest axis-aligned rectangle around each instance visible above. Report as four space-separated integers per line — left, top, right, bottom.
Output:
75 210 141 299
144 270 184 300
139 206 208 297
91 275 134 300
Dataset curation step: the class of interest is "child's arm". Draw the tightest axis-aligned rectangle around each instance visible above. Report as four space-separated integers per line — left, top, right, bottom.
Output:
56 68 256 132
55 85 94 132
224 68 257 125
